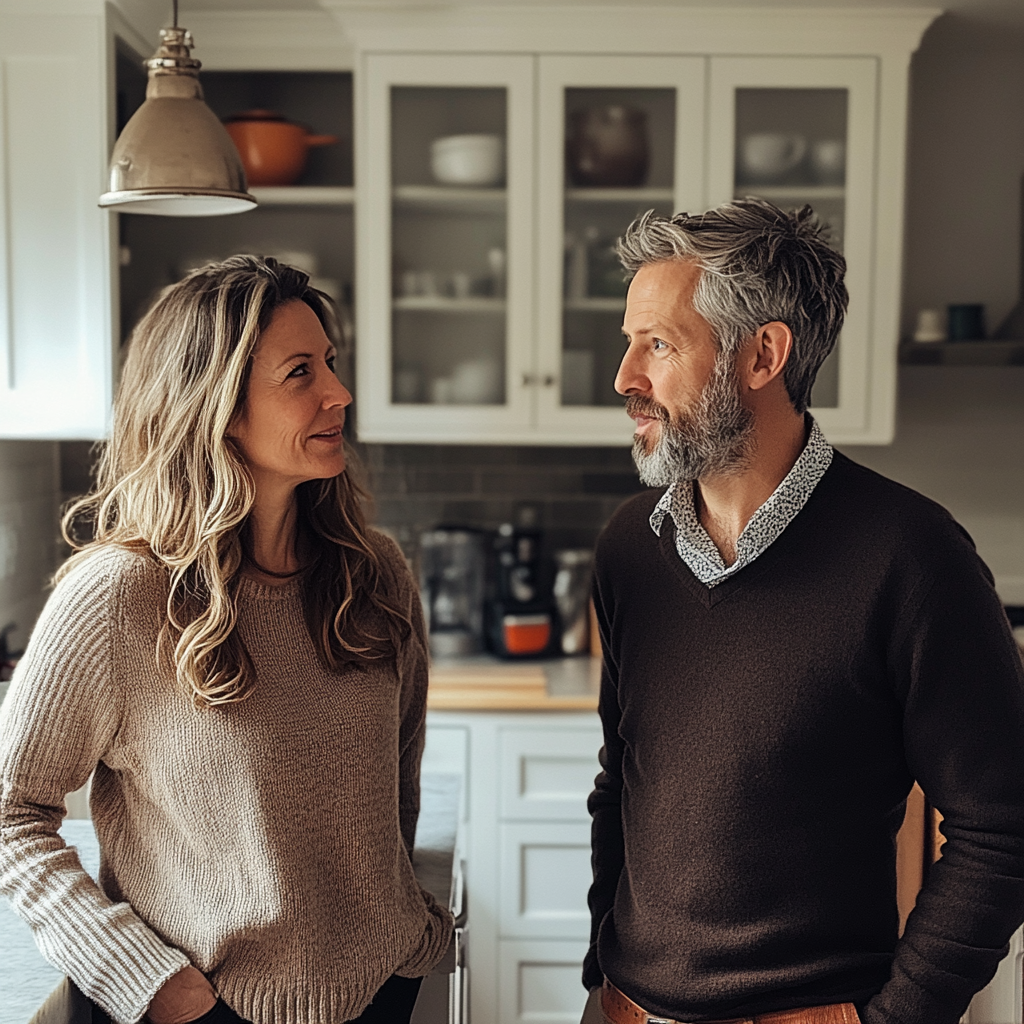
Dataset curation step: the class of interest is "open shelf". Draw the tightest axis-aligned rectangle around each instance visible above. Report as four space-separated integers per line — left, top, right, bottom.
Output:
393 296 506 313
565 187 674 204
899 339 1024 366
734 185 845 202
393 185 506 214
250 186 355 206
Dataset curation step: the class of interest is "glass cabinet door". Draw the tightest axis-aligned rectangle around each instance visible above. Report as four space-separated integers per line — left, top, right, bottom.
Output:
358 54 534 443
535 56 706 444
709 58 878 437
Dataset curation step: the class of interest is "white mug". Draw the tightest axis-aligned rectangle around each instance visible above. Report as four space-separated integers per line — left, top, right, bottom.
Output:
810 139 846 185
740 133 807 182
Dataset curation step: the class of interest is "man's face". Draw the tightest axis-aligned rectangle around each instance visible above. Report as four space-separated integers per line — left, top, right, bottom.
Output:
616 260 754 486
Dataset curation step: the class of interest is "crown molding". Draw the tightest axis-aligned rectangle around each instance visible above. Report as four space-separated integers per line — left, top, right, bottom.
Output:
326 5 941 57
181 10 354 70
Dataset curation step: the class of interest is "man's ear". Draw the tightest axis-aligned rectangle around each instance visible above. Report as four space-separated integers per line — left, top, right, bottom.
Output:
745 321 793 392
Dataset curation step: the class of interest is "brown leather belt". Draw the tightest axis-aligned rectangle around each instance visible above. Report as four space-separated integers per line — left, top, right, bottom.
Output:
601 980 861 1024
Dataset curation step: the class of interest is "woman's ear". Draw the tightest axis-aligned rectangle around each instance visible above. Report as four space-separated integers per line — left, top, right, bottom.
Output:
745 321 793 392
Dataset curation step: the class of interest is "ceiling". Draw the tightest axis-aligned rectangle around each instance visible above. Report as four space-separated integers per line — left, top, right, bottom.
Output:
179 0 1024 33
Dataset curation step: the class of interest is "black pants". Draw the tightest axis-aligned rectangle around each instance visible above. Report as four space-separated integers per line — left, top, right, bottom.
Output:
189 975 424 1024
33 975 423 1024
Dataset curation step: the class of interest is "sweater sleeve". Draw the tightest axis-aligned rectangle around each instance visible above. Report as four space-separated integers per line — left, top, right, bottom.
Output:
862 531 1024 1024
0 553 190 1024
583 565 626 992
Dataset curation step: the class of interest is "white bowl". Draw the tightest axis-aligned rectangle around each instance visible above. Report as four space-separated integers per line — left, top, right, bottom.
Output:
431 134 504 187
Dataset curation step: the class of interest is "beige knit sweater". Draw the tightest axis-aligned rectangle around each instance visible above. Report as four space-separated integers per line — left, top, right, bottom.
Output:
0 535 452 1024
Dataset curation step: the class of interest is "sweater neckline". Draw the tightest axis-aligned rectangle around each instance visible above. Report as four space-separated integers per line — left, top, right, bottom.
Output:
235 572 304 602
655 456 840 608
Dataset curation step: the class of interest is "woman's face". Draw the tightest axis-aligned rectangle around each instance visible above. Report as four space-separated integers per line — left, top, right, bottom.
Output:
229 299 352 496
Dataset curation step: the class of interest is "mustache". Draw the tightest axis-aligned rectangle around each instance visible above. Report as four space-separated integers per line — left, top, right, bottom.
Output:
624 395 669 422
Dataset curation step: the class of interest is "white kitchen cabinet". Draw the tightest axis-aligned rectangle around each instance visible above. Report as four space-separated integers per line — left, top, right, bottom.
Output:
497 939 591 1024
707 57 883 441
346 6 937 445
357 53 536 443
0 11 121 440
425 711 602 1024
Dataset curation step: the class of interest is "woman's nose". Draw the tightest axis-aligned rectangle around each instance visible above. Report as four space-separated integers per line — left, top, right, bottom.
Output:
324 374 353 409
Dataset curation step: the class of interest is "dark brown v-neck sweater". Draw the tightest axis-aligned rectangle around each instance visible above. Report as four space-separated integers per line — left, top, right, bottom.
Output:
585 452 1024 1024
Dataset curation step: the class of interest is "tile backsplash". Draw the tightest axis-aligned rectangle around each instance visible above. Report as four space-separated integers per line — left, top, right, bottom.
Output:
0 441 60 656
356 440 644 561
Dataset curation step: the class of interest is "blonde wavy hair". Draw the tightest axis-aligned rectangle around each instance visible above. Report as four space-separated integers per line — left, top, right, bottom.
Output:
60 255 410 708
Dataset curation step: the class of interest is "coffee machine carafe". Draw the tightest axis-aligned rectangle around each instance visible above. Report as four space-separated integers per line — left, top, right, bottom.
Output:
420 528 486 658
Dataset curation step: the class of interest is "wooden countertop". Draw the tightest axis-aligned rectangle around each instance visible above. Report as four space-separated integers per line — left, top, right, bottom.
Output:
427 656 601 711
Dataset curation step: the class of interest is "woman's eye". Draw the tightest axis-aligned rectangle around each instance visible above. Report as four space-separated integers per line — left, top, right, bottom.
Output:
287 362 310 379
326 356 336 371
653 338 667 351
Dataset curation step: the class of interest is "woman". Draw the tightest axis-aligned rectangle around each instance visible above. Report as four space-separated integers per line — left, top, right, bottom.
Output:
0 256 451 1024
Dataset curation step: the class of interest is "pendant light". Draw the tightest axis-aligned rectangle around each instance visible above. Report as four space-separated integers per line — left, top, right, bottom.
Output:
99 1 256 216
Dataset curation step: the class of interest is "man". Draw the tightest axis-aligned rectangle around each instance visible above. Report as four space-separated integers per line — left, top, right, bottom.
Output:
581 200 1024 1024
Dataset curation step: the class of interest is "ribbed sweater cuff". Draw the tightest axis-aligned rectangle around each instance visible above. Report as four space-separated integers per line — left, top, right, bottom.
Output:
38 903 191 1024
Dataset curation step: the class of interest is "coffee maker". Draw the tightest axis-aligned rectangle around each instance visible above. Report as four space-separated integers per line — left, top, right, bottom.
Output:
420 528 486 658
486 521 557 658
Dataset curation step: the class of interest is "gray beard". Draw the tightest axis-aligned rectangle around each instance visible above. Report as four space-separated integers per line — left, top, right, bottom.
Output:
632 353 756 487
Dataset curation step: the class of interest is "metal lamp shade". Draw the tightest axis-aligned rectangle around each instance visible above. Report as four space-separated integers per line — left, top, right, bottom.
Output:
99 28 256 216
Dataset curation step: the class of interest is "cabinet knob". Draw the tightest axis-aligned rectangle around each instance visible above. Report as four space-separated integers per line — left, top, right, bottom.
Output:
541 374 557 387
522 373 558 387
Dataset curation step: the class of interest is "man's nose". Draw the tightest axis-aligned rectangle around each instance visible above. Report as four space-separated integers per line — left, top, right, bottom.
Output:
614 345 650 396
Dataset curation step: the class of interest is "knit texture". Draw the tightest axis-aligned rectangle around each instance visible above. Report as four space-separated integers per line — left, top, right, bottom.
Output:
585 453 1024 1024
0 533 452 1024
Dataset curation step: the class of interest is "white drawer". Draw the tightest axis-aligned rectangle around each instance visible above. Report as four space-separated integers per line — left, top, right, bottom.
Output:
498 938 590 1024
500 821 593 939
499 726 602 821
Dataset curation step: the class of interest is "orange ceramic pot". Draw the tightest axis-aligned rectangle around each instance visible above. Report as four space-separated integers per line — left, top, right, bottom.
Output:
224 110 338 186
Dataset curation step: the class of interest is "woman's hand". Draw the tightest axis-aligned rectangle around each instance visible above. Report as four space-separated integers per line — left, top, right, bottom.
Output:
145 965 219 1024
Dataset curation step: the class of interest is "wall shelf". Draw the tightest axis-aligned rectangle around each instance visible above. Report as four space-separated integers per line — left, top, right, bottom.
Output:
899 339 1024 366
734 184 845 202
393 185 506 213
564 187 674 204
393 296 506 313
564 297 624 312
250 186 355 206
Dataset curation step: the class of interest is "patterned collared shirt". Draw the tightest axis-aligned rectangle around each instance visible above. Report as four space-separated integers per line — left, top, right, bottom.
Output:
649 418 833 587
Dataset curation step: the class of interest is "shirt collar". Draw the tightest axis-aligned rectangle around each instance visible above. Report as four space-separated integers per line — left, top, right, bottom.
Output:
650 417 833 584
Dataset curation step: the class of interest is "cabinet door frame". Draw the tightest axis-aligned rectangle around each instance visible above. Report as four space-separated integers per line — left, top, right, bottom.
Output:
534 54 707 444
708 56 880 443
0 13 115 440
356 52 536 443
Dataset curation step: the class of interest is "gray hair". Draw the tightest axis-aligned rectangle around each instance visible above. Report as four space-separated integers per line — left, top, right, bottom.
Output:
616 199 848 414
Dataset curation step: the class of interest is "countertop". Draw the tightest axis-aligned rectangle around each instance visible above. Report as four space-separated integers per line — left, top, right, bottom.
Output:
0 772 463 1020
427 655 601 711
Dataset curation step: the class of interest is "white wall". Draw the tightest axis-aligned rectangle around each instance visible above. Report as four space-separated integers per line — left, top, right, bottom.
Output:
0 441 60 659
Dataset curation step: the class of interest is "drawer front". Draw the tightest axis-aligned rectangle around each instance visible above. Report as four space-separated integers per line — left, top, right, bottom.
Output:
498 939 590 1024
500 822 593 939
499 726 602 821
423 723 470 821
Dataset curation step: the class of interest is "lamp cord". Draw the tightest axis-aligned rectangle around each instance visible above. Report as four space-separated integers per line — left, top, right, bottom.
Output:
173 0 178 28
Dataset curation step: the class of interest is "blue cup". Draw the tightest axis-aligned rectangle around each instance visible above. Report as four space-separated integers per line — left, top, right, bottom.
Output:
947 304 986 341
